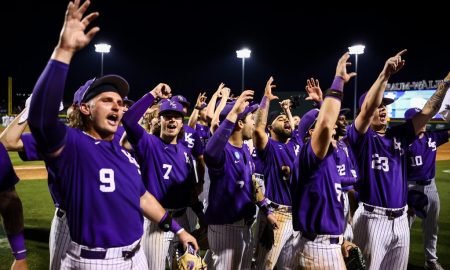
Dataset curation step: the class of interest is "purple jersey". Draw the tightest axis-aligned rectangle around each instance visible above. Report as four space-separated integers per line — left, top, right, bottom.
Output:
132 133 196 209
335 138 358 191
253 138 300 206
195 123 210 146
20 133 63 208
45 128 145 248
182 125 204 158
291 141 345 235
204 120 256 224
0 143 19 191
406 130 449 181
347 121 416 208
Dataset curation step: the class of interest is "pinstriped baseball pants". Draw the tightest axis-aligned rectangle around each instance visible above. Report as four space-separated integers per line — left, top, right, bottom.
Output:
295 235 346 269
408 179 440 262
353 203 409 270
208 220 254 270
49 208 71 270
253 207 300 270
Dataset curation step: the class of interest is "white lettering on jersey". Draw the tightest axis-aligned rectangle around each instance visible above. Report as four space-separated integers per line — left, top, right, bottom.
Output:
334 183 342 202
184 133 195 148
337 164 346 176
121 149 141 175
163 164 173 180
410 155 423 167
428 138 437 151
99 168 115 192
371 154 389 172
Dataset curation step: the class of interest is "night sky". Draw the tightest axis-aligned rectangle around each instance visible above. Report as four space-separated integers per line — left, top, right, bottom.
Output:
2 1 448 116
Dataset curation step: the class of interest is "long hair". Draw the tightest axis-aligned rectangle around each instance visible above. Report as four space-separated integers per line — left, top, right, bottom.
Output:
67 106 90 131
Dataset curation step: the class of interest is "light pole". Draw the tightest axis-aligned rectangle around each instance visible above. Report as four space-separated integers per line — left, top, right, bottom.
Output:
348 44 365 119
236 48 251 92
95 43 111 76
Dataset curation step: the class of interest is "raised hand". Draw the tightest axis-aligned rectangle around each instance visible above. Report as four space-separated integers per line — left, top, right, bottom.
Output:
231 90 254 115
150 83 172 99
305 78 323 102
279 99 292 111
195 92 207 107
382 49 407 77
215 83 225 97
57 0 100 54
336 52 357 83
264 76 278 101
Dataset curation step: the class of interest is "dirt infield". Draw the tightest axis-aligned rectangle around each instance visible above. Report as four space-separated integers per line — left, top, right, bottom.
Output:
12 143 450 180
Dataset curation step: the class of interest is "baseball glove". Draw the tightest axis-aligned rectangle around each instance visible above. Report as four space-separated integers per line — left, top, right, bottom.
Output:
344 246 366 270
173 243 207 270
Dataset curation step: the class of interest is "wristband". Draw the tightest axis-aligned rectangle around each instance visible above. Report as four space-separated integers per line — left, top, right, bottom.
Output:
158 211 183 234
7 232 27 260
324 89 343 101
330 76 345 92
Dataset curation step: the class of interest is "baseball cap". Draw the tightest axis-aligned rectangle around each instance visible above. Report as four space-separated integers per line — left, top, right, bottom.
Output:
358 92 394 110
73 75 129 105
196 102 207 110
267 110 286 126
407 190 428 219
171 95 191 108
297 108 320 141
18 94 64 124
339 108 351 116
404 107 421 120
158 99 185 117
219 102 259 122
123 96 135 108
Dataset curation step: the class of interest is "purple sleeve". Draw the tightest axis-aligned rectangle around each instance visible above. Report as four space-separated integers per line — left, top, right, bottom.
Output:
19 133 42 161
433 130 450 147
121 93 155 145
191 131 204 157
28 60 69 153
204 119 235 167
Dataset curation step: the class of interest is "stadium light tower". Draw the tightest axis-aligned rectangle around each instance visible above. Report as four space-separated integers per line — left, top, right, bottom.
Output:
348 44 365 119
236 48 251 92
95 43 111 76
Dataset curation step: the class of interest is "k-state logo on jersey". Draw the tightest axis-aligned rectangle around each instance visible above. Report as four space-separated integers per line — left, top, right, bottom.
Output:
184 133 195 148
428 138 437 151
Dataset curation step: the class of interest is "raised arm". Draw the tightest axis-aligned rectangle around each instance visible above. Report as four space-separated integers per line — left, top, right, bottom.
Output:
253 76 278 150
121 83 171 144
210 87 230 134
205 83 225 123
280 99 294 133
0 110 28 151
205 90 254 165
28 0 99 156
188 92 207 128
355 49 406 134
312 52 356 159
412 73 450 134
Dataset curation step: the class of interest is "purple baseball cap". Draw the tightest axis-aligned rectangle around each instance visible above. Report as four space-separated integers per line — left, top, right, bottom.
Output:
297 108 320 141
171 95 191 108
404 107 421 120
72 75 129 105
197 102 207 110
358 92 394 110
123 96 135 107
339 108 351 116
219 101 259 122
158 99 186 117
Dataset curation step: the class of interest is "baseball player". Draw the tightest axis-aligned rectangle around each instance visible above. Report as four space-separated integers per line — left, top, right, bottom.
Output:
0 143 28 270
251 77 301 270
0 98 71 270
290 52 357 269
348 49 450 269
27 1 197 268
203 91 258 269
404 107 450 270
121 88 201 269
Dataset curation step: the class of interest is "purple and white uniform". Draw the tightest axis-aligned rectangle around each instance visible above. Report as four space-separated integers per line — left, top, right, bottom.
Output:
204 119 256 270
335 138 358 241
122 93 196 269
291 140 347 269
348 121 416 270
20 133 70 270
195 123 210 147
253 138 300 270
407 131 449 264
28 60 147 269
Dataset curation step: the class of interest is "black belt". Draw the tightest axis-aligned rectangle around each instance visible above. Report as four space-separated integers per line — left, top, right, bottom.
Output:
80 242 141 260
56 208 65 218
302 232 340 244
414 180 432 186
363 204 404 220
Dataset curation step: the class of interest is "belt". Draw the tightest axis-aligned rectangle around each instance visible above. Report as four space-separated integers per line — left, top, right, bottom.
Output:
301 232 341 244
363 204 404 220
56 208 66 218
80 241 141 260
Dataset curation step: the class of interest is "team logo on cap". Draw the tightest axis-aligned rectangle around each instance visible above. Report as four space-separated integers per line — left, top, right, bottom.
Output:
169 101 178 108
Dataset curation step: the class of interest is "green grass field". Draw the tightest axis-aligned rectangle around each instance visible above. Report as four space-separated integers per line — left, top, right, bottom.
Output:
1 160 449 269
